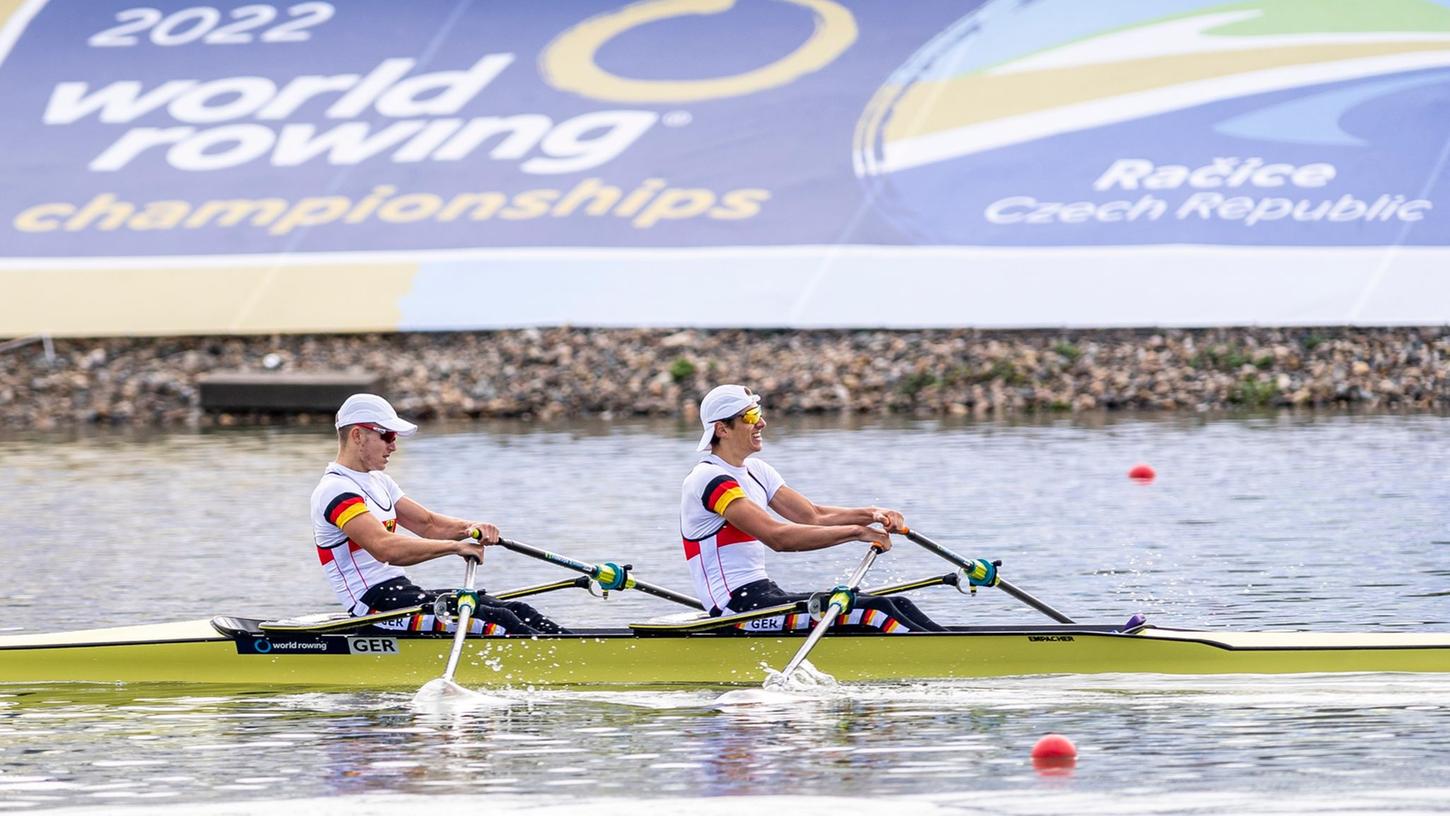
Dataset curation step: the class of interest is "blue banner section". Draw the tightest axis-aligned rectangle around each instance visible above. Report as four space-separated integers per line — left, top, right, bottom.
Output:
1 0 1447 259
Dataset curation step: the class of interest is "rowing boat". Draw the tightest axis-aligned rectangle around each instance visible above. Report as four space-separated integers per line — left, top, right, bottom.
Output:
8 534 1445 688
3 615 1447 688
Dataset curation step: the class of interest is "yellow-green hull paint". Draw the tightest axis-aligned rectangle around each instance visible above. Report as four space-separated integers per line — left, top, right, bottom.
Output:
3 620 1449 688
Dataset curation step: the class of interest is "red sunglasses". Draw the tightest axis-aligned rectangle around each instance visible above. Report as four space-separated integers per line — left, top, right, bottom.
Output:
361 424 397 443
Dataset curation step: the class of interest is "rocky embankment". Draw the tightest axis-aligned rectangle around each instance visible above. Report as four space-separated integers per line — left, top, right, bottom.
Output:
2 327 1448 429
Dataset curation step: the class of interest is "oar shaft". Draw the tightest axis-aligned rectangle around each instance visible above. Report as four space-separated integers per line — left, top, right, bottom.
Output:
902 529 970 567
996 580 1073 624
630 581 705 609
780 602 842 678
498 537 703 610
440 558 478 683
844 545 881 587
902 529 1075 624
778 545 882 681
498 537 593 573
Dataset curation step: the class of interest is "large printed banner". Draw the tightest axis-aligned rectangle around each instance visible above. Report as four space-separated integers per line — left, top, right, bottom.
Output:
2 0 1449 335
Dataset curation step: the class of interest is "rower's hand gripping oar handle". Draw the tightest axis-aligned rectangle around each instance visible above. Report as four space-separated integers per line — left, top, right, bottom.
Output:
464 527 493 561
899 527 1075 624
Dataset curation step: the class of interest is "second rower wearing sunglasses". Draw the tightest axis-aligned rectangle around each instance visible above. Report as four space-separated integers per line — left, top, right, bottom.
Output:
309 393 569 636
679 384 945 633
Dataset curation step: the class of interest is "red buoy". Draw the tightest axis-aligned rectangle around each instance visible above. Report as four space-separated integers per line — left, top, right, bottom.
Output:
1031 734 1078 774
1128 463 1156 482
1031 733 1078 760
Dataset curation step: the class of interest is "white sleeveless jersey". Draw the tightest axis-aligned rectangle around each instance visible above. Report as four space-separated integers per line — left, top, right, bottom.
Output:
679 454 785 614
310 464 408 616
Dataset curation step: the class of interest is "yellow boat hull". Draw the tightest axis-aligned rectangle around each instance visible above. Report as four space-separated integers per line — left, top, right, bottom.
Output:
2 619 1448 688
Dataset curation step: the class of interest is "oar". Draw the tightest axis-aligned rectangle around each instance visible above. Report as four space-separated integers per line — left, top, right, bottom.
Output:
438 557 480 687
772 543 885 686
901 528 1075 624
488 535 703 610
411 555 507 709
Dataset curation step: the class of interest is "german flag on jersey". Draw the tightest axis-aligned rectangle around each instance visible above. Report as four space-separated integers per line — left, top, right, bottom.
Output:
324 492 370 529
701 474 746 516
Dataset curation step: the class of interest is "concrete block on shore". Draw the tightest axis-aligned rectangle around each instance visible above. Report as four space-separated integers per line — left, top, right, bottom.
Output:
198 370 378 412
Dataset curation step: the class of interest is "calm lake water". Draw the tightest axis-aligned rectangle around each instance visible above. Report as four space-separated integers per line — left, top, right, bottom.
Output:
3 412 1449 814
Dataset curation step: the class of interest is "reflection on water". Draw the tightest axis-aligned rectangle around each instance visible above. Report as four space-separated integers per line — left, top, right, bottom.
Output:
3 412 1450 813
2 675 1449 812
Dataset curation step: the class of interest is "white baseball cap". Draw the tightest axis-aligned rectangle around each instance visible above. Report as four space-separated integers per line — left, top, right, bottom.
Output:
335 393 418 436
696 384 760 451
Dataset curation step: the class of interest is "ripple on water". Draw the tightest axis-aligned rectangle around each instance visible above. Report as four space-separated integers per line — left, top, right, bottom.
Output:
6 415 1450 813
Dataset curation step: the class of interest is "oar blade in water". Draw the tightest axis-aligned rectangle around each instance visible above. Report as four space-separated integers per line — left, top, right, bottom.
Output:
764 658 838 691
712 659 839 706
713 687 801 707
409 677 510 711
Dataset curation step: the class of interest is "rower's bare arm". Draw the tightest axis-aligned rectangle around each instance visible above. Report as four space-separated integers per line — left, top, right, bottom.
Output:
721 498 889 552
395 498 499 543
770 487 906 532
769 486 868 525
339 511 475 567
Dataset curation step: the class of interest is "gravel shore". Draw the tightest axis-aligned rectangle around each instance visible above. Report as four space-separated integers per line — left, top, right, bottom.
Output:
3 327 1448 429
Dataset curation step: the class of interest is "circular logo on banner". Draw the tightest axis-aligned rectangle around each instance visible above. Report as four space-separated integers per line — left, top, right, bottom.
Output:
252 638 273 654
541 0 857 103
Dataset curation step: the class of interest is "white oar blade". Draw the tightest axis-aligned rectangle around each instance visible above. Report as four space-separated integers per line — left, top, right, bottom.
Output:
712 687 801 707
410 677 510 711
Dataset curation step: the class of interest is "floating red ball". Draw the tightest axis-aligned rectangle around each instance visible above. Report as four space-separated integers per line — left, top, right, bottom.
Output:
1031 733 1078 760
1128 463 1156 482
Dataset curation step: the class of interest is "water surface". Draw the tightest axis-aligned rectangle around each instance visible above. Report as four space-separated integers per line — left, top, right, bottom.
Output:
3 412 1449 813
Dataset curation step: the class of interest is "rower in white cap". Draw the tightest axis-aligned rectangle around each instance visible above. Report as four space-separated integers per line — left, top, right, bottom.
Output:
678 385 945 632
308 393 568 635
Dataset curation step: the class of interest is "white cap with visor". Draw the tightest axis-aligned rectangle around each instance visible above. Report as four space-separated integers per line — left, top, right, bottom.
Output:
335 393 418 436
695 384 760 451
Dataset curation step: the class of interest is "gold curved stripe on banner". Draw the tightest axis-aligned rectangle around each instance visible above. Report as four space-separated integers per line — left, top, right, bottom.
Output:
541 0 856 103
0 264 415 337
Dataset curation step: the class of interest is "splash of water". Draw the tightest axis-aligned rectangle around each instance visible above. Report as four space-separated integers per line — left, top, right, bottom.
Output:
763 659 839 691
408 678 511 711
712 660 840 707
